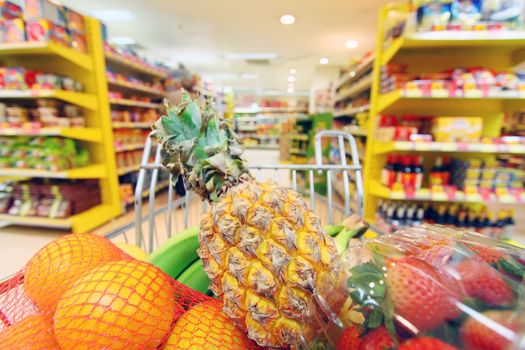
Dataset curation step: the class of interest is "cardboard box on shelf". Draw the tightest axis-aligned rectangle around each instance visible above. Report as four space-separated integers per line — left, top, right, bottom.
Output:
432 117 483 143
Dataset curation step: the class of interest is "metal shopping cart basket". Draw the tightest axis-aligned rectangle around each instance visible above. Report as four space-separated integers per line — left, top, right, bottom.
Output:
106 130 365 294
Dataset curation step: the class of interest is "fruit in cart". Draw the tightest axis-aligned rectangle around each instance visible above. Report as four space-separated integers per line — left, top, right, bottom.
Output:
153 92 347 347
456 257 514 306
385 257 460 332
398 337 458 350
335 325 362 350
460 310 522 350
53 260 180 350
358 326 395 350
24 233 124 315
0 314 60 349
165 299 254 349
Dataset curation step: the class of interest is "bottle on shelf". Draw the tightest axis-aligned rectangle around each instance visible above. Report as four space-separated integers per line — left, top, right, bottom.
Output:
412 156 424 190
381 155 397 188
430 157 444 186
399 156 413 189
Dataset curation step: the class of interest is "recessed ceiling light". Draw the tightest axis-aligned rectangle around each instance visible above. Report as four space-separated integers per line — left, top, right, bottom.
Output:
289 68 297 74
345 39 359 49
92 9 136 22
224 53 278 60
287 76 296 82
287 87 295 93
350 71 356 77
320 57 329 65
280 14 295 25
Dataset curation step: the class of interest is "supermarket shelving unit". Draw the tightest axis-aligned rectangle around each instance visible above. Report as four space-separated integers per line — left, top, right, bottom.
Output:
104 47 168 208
363 3 525 223
234 107 308 150
0 18 121 232
331 54 374 200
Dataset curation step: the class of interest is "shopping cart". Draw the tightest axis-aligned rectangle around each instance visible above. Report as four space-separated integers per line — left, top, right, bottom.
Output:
105 130 365 292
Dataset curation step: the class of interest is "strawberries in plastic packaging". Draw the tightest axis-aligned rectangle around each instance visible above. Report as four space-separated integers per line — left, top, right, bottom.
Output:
314 224 525 350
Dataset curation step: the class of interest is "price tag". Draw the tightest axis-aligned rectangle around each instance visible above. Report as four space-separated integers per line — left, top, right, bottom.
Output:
463 86 483 98
391 182 405 199
416 142 432 151
441 143 457 152
497 144 509 153
479 188 492 201
456 142 469 152
445 186 457 201
404 83 423 97
431 185 447 201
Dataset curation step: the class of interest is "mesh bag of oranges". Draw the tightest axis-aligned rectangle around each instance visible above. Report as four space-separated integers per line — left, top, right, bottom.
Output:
0 233 264 349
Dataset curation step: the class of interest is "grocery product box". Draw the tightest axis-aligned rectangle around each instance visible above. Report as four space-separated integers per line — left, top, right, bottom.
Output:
23 0 64 25
2 18 25 42
432 117 482 142
0 0 22 20
26 18 70 45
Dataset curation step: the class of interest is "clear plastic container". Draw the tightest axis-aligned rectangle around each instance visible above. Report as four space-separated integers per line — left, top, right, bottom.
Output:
310 224 525 350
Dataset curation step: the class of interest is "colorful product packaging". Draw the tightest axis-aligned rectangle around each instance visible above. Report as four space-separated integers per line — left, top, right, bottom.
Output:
3 18 25 42
0 0 22 20
432 116 482 142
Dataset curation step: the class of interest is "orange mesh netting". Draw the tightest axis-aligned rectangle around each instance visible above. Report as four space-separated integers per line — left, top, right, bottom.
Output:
0 233 266 350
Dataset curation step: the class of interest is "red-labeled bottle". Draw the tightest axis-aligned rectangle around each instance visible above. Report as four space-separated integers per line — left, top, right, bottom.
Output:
441 156 451 185
412 156 424 190
400 156 413 189
430 157 443 186
381 155 397 188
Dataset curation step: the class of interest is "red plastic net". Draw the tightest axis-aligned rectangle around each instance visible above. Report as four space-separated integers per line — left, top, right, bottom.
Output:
0 233 265 349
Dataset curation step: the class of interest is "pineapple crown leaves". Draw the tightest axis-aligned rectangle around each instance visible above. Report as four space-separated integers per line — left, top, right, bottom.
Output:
152 90 251 202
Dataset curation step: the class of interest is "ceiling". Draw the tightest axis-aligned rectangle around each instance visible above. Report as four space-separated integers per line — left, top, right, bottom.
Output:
61 0 391 94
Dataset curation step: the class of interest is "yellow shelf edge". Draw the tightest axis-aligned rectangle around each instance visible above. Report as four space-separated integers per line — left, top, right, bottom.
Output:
377 89 525 113
112 122 152 129
0 127 102 142
374 141 525 155
0 164 107 179
109 98 160 109
115 144 145 152
107 78 166 97
0 90 97 111
71 204 120 233
0 42 93 71
117 164 140 176
0 213 72 229
370 181 525 204
105 51 167 79
382 31 525 65
335 75 372 102
333 105 370 118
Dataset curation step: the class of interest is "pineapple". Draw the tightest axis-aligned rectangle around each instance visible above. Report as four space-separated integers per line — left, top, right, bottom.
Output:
153 92 347 348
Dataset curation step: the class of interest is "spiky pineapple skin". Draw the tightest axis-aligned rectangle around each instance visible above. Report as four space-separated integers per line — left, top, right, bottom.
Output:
198 180 346 348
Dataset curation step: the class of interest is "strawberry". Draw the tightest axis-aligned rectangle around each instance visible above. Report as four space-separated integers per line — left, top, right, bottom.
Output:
461 310 521 350
399 337 458 350
336 325 362 350
385 257 459 333
358 326 395 350
456 257 514 306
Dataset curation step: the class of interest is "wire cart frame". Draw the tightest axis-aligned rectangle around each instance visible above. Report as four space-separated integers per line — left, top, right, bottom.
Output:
107 130 364 253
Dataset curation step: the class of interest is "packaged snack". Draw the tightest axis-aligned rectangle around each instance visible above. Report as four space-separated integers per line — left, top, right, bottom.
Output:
70 32 87 53
63 6 84 34
432 116 483 142
0 0 22 20
417 0 453 31
3 18 25 42
451 0 483 26
26 19 69 45
482 0 525 28
23 0 64 25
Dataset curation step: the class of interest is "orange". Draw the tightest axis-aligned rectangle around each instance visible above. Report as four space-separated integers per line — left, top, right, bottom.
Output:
53 260 180 350
25 233 123 316
0 314 60 349
165 300 252 350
